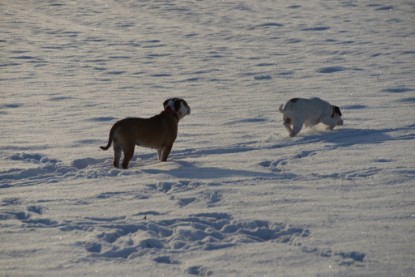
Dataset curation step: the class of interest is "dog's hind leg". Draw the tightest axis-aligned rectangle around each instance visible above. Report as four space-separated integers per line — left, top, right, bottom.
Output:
113 141 122 168
283 117 293 133
122 144 135 169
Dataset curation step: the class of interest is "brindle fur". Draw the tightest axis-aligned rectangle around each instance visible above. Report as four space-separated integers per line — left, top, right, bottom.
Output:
100 98 190 169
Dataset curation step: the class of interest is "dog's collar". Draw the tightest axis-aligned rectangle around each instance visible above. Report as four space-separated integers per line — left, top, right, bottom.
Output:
164 108 179 121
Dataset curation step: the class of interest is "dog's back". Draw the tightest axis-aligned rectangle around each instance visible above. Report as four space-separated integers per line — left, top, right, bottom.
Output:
279 97 301 114
115 112 178 149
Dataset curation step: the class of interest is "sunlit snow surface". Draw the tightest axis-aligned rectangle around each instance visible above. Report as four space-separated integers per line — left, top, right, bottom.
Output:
1 1 414 276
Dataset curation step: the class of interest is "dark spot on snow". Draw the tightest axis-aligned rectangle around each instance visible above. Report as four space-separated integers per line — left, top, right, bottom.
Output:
383 87 413 93
185 32 198 38
12 55 37 60
10 211 30 220
85 242 102 253
109 56 130 59
1 103 23 108
256 63 275 67
317 66 346 73
0 184 12 189
96 191 125 199
48 96 74 102
134 211 162 217
302 26 330 31
278 71 294 76
335 251 365 262
105 71 126 75
1 198 20 206
301 246 365 265
49 3 65 7
144 40 161 44
342 104 367 110
254 75 272 80
24 218 58 227
182 77 202 82
399 97 415 103
374 158 393 163
226 117 268 125
178 197 196 207
259 161 271 168
375 5 394 11
72 157 102 169
150 73 171 77
286 38 302 44
185 265 212 276
146 53 170 58
74 139 102 145
88 116 116 122
138 238 163 249
27 206 44 214
154 255 179 264
256 22 284 28
9 153 59 164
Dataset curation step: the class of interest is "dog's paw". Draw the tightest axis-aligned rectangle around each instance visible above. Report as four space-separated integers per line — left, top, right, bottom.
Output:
289 131 298 137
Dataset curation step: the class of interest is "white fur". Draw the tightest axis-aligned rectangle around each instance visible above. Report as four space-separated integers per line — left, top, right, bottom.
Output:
279 97 343 137
164 98 191 119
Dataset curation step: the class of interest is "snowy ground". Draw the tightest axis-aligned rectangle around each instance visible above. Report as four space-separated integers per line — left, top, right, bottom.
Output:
1 0 414 276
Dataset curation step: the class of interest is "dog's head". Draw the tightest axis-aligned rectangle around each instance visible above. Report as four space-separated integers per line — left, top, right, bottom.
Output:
331 106 343 126
163 98 191 120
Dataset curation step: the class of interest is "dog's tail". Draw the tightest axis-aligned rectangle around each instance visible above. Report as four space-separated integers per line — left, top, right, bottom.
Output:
100 125 116 151
278 104 285 113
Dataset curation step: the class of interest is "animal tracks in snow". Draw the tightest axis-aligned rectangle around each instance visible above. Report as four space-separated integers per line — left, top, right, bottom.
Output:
1 152 139 187
57 212 364 269
72 212 311 260
0 198 365 271
0 204 56 227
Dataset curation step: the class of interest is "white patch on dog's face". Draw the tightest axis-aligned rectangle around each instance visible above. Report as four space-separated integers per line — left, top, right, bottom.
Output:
163 98 191 120
334 114 344 126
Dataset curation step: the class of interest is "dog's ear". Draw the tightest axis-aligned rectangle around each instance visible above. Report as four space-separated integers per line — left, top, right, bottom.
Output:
334 106 342 116
163 99 170 108
332 106 342 117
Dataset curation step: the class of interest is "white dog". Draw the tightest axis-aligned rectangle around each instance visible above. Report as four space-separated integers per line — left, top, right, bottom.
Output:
279 97 343 137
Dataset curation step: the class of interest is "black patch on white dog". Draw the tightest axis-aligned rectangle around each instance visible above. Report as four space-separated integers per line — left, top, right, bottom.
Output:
331 106 342 118
334 106 342 116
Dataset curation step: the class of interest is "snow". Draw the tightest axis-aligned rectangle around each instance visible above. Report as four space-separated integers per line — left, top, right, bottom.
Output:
1 0 414 276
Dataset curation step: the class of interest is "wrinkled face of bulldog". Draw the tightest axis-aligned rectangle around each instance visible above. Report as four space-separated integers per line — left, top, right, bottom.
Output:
332 106 343 126
163 98 191 120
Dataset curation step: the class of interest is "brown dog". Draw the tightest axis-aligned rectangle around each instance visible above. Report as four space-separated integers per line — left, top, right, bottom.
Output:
100 98 191 169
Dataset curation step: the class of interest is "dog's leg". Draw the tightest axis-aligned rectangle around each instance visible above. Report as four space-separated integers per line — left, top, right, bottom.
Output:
113 142 122 168
283 117 293 133
160 144 173 162
122 144 135 169
290 120 303 137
